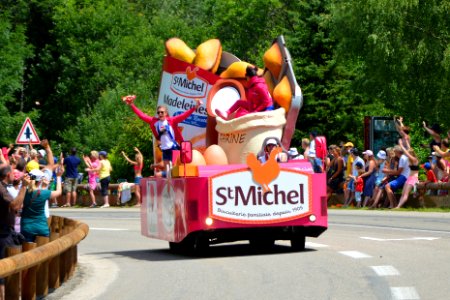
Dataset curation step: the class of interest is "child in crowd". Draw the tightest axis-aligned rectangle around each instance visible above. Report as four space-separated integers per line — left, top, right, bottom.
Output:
352 162 365 207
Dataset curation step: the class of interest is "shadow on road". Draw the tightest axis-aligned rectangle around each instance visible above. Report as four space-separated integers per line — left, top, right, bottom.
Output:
94 243 317 261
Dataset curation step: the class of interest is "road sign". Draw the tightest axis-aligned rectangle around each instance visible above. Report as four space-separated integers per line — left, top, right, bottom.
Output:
15 117 41 145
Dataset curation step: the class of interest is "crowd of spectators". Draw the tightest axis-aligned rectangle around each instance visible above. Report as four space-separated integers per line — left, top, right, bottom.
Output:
321 119 450 208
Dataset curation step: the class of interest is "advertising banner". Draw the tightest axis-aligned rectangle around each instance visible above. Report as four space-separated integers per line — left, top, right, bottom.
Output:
154 56 220 161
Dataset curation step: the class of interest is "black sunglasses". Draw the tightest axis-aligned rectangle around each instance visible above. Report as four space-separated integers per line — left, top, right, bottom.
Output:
157 111 165 114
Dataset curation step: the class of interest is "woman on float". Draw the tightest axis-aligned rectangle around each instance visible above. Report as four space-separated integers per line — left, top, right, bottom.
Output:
122 95 202 177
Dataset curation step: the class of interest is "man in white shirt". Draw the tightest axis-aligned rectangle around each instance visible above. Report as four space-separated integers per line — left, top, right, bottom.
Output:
383 145 410 208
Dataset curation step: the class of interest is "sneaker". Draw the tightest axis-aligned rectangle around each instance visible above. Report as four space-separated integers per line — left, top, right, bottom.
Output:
51 203 59 208
100 204 110 208
89 204 98 208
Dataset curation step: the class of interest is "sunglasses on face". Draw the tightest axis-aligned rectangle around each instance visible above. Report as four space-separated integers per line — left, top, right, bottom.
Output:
157 111 165 115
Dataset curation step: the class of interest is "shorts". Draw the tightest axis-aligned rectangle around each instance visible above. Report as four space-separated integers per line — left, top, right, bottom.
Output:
100 176 111 196
375 178 384 187
310 158 323 173
406 174 419 186
347 178 355 192
386 175 407 192
162 149 173 162
355 191 362 202
88 179 97 191
134 176 143 185
64 177 77 193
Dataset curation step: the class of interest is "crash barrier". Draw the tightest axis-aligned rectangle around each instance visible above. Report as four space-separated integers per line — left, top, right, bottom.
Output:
328 181 450 208
0 216 89 300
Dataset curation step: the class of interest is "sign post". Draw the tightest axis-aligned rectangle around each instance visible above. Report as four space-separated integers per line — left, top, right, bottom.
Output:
15 117 41 145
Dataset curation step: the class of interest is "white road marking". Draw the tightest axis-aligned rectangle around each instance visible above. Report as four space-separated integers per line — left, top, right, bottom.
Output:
361 236 439 241
332 223 450 236
90 227 128 231
391 287 420 300
339 251 372 259
370 265 400 276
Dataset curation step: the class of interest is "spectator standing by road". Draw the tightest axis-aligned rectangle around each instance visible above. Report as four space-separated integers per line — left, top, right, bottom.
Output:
433 138 450 172
83 151 100 208
308 130 323 173
360 150 377 207
344 148 365 206
326 146 345 200
422 121 442 155
21 166 64 242
383 145 410 208
62 147 81 207
25 149 40 173
121 147 144 206
0 165 30 299
395 140 419 208
301 138 310 159
89 151 112 208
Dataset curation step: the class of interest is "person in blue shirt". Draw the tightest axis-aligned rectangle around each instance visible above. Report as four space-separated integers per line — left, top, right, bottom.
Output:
62 147 81 207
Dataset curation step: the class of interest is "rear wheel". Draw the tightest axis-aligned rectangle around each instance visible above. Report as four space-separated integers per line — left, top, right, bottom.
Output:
290 234 306 251
169 234 209 255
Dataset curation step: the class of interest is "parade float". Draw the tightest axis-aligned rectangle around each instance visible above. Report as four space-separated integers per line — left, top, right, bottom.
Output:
139 36 327 252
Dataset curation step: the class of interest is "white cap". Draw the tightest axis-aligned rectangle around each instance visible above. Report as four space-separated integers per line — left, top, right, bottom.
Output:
288 147 299 156
43 169 53 181
376 150 387 160
265 138 278 146
363 150 374 156
38 149 46 157
29 169 45 181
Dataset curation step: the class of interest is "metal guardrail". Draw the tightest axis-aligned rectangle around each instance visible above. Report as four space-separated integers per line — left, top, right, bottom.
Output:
0 216 89 300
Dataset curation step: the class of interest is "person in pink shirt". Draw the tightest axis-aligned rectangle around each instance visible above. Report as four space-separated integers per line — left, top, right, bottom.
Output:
122 95 202 177
215 65 274 120
83 151 99 208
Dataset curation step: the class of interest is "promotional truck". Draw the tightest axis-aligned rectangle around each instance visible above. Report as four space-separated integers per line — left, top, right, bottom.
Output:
139 36 328 253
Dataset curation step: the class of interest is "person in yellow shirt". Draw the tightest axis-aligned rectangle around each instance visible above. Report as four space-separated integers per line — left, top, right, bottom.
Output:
89 151 112 208
25 149 40 173
342 142 354 205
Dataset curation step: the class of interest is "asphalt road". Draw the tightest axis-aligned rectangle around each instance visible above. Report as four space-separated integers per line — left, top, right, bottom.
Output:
45 209 450 300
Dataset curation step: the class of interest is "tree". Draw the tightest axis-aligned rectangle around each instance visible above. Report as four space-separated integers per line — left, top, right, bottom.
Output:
332 0 450 126
0 3 34 144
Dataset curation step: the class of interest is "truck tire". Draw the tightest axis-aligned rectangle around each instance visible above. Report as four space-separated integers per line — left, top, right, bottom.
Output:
290 235 306 251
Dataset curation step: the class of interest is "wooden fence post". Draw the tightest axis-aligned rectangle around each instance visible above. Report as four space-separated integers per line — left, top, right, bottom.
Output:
21 242 37 300
35 236 50 297
48 232 60 290
5 246 22 300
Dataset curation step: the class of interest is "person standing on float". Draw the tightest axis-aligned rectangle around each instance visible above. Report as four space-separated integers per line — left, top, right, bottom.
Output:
122 95 202 177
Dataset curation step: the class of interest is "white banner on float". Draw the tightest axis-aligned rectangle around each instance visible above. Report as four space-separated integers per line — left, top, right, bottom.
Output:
156 56 220 153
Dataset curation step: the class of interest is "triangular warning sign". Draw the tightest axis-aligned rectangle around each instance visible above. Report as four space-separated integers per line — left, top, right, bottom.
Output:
16 117 41 145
